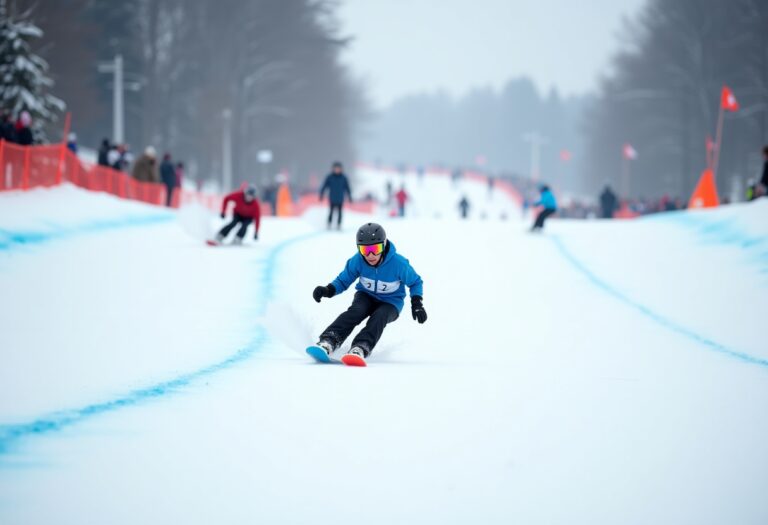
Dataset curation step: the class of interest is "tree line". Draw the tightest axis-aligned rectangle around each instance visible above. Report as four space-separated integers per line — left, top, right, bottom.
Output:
359 77 591 192
585 0 768 199
15 0 365 188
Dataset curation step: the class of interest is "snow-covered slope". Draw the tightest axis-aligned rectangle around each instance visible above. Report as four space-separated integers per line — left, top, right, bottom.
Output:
0 176 766 524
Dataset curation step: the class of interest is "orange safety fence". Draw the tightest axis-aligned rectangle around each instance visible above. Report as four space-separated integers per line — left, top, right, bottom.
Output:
0 141 389 218
0 140 221 212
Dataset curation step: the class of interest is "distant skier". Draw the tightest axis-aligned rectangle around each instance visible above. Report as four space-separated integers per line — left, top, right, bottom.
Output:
212 184 261 245
311 222 426 365
458 195 470 219
599 185 618 218
319 161 352 229
395 186 409 217
530 184 557 232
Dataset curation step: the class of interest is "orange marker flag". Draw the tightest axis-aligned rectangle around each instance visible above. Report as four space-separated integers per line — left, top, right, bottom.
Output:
688 169 719 209
720 86 739 112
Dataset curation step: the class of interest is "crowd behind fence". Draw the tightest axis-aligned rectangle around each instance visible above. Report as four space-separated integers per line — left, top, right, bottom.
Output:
0 139 221 211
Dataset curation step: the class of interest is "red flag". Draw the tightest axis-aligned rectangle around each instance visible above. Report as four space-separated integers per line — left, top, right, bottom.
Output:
720 86 739 112
559 149 572 162
622 143 637 160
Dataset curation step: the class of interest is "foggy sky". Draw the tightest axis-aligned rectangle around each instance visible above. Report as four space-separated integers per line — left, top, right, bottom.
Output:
338 0 647 109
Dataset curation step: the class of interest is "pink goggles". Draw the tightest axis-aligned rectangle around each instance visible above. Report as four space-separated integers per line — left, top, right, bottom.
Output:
358 242 384 256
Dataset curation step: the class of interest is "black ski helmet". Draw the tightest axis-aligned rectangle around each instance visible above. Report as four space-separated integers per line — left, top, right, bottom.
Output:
356 222 386 245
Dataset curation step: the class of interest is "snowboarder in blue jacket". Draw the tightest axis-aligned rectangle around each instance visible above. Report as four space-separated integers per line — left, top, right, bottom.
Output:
312 222 427 361
531 184 557 232
319 161 352 230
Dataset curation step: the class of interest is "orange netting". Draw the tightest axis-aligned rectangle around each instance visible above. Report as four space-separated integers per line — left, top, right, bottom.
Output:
0 140 221 211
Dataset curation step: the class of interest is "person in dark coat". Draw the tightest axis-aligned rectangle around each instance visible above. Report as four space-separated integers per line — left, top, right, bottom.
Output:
97 139 111 166
458 195 470 219
760 145 768 197
319 161 352 229
15 111 33 145
0 110 15 142
599 185 618 218
159 152 178 207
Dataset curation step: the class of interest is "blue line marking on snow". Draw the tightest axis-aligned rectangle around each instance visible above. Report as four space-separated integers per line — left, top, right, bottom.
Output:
0 328 267 455
550 235 768 368
644 211 768 271
0 214 175 251
0 229 324 458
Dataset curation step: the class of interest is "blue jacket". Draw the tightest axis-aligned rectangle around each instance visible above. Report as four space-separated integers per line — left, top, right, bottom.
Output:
536 189 557 210
331 241 423 312
320 173 352 205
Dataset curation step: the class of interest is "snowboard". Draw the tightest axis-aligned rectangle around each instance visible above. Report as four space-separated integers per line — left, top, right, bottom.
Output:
206 239 249 247
340 353 367 367
305 345 367 367
305 345 338 364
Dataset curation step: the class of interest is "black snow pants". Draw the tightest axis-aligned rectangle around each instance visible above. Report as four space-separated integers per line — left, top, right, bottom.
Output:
320 291 399 357
219 212 252 239
328 203 343 227
532 208 556 230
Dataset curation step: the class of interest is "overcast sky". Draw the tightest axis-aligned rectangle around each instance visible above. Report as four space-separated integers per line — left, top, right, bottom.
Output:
337 0 647 109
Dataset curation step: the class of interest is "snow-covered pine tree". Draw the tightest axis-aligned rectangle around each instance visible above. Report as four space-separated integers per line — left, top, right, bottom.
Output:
0 0 65 140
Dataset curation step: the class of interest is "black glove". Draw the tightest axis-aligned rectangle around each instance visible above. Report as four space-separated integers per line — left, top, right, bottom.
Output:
220 212 225 219
411 296 427 324
313 283 336 303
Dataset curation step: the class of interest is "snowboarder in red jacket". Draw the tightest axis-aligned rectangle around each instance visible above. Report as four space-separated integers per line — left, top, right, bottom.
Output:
213 185 261 245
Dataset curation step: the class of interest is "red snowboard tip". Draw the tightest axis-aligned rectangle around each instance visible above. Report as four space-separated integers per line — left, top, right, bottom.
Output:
206 239 219 246
341 354 367 367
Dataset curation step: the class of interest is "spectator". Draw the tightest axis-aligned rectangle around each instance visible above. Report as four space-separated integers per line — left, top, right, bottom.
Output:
175 161 184 187
66 132 78 153
159 152 178 206
319 161 352 230
97 138 111 166
760 145 768 197
132 146 158 182
262 182 277 216
0 110 15 142
15 111 33 145
599 185 618 218
395 185 409 217
108 144 131 171
747 178 758 201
